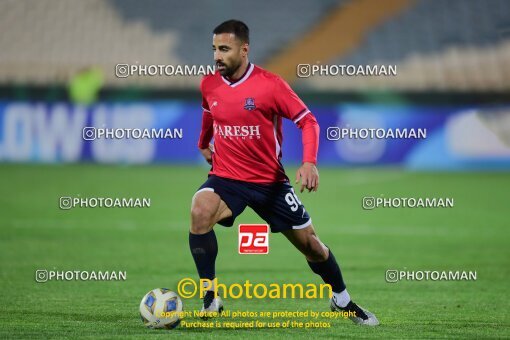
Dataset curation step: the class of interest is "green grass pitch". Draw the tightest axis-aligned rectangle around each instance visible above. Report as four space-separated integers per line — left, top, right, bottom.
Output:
0 164 508 339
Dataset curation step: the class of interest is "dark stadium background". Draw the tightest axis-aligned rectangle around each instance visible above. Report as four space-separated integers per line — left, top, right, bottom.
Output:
0 0 508 338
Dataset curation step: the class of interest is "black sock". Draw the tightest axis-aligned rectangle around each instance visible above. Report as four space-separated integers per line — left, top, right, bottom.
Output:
307 248 346 293
189 230 218 281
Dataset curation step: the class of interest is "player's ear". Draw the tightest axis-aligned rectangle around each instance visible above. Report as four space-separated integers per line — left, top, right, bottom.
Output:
241 43 249 57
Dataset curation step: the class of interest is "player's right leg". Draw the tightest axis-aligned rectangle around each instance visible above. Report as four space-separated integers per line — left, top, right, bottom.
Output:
189 189 232 316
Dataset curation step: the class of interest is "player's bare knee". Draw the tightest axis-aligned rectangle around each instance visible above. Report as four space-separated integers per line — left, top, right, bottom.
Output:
304 237 328 262
191 208 214 229
190 201 216 232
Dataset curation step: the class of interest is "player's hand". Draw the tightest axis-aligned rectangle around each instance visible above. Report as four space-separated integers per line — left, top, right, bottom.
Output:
199 143 214 165
296 162 319 193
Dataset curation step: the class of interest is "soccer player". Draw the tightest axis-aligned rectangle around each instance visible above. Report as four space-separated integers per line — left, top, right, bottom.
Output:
189 19 379 326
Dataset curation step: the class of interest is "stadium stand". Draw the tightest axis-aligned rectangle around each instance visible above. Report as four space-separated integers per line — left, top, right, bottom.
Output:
0 0 508 91
109 0 342 66
303 0 510 91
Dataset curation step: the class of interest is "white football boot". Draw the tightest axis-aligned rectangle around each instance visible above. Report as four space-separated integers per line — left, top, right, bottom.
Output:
330 298 380 326
200 293 223 319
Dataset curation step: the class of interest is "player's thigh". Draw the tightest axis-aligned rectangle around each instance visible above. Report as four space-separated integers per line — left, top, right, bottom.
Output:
191 190 232 230
282 225 328 261
250 182 310 233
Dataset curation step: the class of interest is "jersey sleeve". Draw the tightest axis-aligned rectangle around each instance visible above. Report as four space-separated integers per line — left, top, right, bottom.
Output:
273 76 310 124
299 114 319 164
273 76 319 164
198 78 214 149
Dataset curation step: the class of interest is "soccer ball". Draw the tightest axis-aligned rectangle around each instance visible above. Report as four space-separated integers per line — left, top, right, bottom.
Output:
139 288 183 329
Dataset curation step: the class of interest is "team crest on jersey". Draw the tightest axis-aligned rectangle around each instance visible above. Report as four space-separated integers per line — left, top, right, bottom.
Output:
243 97 256 111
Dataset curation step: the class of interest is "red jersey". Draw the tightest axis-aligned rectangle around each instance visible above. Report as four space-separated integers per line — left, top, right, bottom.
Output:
198 63 318 184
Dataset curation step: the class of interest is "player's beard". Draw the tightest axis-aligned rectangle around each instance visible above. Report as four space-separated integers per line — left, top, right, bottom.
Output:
217 59 242 78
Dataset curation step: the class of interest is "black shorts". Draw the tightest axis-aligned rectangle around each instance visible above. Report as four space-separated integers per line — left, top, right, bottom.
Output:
195 175 312 233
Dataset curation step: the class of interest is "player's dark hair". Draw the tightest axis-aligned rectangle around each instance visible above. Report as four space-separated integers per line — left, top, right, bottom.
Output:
213 20 249 44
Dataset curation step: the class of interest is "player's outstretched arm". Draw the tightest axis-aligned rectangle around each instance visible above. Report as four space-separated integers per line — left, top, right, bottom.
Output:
295 113 320 193
272 76 320 192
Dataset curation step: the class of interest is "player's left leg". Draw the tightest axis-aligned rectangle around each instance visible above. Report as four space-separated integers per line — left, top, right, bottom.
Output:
282 225 379 326
248 181 378 325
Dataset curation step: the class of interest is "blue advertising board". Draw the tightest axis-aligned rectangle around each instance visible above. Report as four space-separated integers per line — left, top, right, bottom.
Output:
0 101 509 169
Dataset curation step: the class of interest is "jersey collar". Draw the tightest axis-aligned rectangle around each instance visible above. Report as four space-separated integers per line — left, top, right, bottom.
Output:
221 63 254 88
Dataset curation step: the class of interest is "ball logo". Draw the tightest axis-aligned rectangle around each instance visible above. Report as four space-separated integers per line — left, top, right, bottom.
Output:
238 224 269 254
